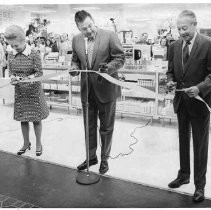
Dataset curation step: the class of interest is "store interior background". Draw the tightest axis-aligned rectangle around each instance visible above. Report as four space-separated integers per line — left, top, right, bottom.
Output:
0 2 211 200
1 3 211 38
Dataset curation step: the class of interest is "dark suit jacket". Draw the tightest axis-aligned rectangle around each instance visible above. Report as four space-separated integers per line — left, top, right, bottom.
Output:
71 28 125 103
51 42 59 52
167 33 211 116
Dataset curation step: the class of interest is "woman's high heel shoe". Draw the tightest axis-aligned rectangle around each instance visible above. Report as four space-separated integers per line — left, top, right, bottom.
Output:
17 142 31 155
36 145 42 156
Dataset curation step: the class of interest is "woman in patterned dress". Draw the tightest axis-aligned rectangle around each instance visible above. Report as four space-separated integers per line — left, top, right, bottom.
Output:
4 25 49 156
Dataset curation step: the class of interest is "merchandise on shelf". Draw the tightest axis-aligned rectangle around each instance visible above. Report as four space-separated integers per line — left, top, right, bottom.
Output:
123 99 155 114
57 84 69 91
42 65 70 111
71 86 80 93
71 96 81 107
122 44 168 73
119 69 176 119
44 52 59 63
158 99 175 116
41 62 176 120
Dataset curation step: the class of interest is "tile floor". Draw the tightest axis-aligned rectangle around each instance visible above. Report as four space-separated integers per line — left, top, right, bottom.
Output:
0 194 38 208
0 102 211 199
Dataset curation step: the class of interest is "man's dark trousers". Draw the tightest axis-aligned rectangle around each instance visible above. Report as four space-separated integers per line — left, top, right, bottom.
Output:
82 85 116 161
177 93 210 188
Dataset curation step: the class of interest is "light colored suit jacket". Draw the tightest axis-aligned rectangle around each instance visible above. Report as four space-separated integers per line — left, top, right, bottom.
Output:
71 28 125 103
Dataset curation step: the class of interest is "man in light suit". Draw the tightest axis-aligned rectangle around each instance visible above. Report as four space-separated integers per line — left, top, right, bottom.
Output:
70 10 125 174
167 10 211 202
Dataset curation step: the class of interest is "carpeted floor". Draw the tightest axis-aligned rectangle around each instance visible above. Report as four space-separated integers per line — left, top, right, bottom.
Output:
0 151 211 208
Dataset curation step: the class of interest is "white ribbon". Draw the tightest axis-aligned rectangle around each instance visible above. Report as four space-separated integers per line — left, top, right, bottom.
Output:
195 95 211 112
1 69 211 112
16 70 159 99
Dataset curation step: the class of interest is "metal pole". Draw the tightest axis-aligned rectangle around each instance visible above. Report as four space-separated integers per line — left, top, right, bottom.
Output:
85 46 90 175
76 37 100 185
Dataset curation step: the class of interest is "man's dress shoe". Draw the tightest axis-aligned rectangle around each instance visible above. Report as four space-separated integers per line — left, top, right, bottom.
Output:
193 188 205 202
99 160 109 174
77 157 98 171
168 177 190 188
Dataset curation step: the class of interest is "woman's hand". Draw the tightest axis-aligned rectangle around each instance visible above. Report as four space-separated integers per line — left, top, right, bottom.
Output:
10 76 29 85
10 76 19 85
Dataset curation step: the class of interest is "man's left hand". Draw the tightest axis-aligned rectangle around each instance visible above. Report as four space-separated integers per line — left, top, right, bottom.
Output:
184 86 200 97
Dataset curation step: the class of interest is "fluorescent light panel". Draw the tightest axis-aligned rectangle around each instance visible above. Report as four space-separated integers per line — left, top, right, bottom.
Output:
72 7 100 10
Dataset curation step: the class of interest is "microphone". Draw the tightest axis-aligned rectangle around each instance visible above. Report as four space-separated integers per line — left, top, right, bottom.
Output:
84 37 88 55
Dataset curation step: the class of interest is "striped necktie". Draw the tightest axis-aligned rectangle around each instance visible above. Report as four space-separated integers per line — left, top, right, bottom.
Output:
87 37 95 69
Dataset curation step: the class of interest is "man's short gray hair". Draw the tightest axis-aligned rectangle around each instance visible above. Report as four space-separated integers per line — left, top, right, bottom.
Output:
178 10 197 25
4 25 25 42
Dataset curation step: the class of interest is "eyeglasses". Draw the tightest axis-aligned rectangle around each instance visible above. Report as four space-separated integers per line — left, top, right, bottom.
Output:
78 23 94 32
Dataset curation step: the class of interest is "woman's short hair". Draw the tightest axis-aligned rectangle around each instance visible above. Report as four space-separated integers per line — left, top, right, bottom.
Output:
4 25 25 42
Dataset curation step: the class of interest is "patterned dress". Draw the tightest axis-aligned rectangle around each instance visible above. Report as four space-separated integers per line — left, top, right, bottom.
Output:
8 46 49 122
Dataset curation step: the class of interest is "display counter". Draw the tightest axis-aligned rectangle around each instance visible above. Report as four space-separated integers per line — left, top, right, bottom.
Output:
0 64 176 124
118 69 175 122
42 65 71 113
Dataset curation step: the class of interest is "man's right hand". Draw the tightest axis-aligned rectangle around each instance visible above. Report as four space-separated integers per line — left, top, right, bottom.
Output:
166 81 177 92
69 66 79 77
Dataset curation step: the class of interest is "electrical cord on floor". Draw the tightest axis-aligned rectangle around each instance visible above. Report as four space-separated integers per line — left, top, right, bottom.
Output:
98 118 151 160
0 116 151 159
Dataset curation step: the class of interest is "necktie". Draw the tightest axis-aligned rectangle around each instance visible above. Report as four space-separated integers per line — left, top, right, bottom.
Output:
183 41 191 66
87 39 94 69
87 43 92 67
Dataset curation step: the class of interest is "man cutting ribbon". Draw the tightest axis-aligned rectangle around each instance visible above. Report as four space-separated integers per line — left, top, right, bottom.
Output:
69 10 125 174
166 10 211 202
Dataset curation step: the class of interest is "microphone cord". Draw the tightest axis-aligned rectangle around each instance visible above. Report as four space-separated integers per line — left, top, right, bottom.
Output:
98 118 151 160
0 115 151 160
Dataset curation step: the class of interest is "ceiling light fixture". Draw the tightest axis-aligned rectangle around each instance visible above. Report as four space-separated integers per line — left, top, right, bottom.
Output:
72 7 100 10
29 9 57 14
127 18 152 22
